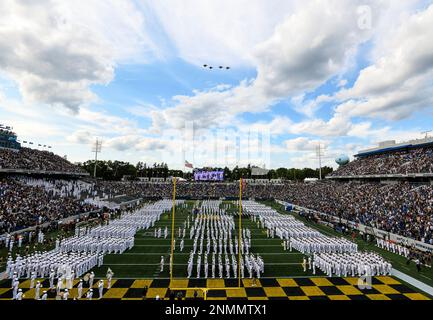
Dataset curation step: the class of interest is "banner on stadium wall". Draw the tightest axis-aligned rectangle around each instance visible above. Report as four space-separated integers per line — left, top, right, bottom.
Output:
194 170 224 181
278 200 433 253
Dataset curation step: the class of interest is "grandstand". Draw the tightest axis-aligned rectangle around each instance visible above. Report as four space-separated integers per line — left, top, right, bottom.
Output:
328 137 433 181
0 126 88 177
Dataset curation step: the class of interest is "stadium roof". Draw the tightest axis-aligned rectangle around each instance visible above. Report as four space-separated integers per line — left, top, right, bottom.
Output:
355 137 433 158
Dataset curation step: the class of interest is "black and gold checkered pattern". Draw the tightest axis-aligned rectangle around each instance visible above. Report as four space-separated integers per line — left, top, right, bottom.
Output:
0 276 430 300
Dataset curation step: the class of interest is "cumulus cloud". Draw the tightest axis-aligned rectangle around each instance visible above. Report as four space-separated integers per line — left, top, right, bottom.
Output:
66 130 94 145
251 0 375 99
143 0 296 66
2 0 432 168
0 0 155 112
103 135 173 152
335 3 433 120
148 0 378 132
284 137 330 152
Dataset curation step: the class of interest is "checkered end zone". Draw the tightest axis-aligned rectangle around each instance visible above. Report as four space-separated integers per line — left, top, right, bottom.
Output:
0 276 430 300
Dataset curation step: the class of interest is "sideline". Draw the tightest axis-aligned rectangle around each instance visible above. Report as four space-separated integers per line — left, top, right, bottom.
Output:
392 268 433 296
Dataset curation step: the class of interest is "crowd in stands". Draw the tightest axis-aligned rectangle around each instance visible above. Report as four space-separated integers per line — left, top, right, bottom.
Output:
17 177 95 199
0 147 86 174
282 182 433 245
91 181 290 200
90 180 433 244
330 145 433 177
0 166 432 248
0 178 99 234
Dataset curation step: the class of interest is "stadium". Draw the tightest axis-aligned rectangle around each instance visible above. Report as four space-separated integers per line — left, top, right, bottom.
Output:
0 126 432 302
1 2 433 314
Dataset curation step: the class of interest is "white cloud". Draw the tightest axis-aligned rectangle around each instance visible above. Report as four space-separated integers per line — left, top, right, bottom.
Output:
2 0 432 170
284 137 330 152
126 103 159 118
0 0 155 112
66 130 94 145
251 0 375 99
148 0 378 132
335 3 433 120
142 0 296 67
240 116 293 136
291 94 334 118
338 79 348 88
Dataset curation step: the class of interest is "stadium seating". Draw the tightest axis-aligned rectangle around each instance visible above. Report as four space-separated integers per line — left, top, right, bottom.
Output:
0 147 86 174
330 145 433 177
0 178 98 234
1 174 432 245
90 180 433 244
280 182 433 245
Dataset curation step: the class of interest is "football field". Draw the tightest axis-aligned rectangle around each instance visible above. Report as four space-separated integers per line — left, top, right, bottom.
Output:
0 200 430 300
91 201 315 279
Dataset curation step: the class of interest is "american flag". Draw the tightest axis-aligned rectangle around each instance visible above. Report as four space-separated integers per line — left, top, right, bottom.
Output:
185 160 193 169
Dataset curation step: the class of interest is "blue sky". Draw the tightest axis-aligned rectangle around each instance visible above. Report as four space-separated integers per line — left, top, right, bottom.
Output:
1 0 433 169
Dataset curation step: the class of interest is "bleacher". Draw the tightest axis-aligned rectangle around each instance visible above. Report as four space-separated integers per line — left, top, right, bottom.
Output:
328 137 433 181
0 147 88 176
0 125 87 176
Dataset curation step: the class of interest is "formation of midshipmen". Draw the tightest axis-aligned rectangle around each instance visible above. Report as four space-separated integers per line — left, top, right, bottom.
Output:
242 200 393 277
3 199 397 300
5 199 183 300
184 200 263 279
314 252 392 277
376 238 410 257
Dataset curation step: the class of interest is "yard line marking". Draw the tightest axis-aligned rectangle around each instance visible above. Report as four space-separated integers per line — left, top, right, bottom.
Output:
102 262 302 266
120 252 302 255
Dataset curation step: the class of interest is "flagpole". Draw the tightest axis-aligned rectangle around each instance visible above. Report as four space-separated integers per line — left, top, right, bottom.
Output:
170 178 176 282
182 147 186 175
238 177 242 287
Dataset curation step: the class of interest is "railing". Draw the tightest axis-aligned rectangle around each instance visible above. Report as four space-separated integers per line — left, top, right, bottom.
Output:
0 168 89 176
327 173 433 179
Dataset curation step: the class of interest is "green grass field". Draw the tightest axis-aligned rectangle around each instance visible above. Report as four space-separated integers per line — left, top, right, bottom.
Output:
1 200 432 300
2 199 431 293
90 201 319 279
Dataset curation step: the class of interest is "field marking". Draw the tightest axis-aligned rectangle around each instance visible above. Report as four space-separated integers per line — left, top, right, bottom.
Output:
103 262 302 266
86 275 336 280
132 243 294 247
120 252 302 255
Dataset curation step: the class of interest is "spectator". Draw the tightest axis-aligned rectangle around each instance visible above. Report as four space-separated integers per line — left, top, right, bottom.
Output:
0 147 86 174
330 145 433 177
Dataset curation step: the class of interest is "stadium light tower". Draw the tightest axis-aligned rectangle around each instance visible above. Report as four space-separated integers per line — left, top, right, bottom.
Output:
421 130 432 139
315 143 325 180
92 138 102 178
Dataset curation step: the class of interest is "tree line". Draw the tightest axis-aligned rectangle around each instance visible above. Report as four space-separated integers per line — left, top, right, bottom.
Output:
77 160 333 181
